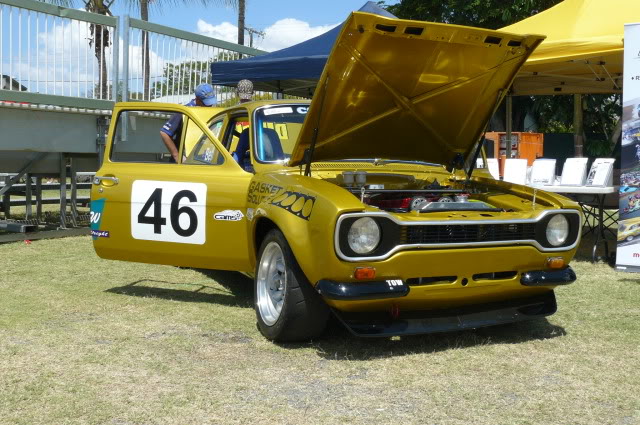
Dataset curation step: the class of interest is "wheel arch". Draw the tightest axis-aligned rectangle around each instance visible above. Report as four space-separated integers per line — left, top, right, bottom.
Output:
251 208 321 282
254 216 279 256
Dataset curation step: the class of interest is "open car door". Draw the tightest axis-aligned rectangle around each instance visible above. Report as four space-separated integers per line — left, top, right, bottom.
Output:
91 103 253 272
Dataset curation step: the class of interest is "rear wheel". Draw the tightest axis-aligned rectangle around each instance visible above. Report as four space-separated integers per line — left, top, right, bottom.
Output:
255 229 329 341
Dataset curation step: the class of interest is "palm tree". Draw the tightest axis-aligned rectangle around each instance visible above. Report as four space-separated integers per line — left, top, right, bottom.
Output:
237 0 245 46
39 0 115 99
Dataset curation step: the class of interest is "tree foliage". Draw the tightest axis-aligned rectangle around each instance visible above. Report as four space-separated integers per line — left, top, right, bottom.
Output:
152 60 213 99
382 0 622 155
382 0 561 29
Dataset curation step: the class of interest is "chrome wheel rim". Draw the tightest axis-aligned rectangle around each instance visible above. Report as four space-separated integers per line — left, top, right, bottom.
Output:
257 241 286 326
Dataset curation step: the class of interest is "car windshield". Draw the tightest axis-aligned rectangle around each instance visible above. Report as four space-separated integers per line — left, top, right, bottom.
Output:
253 104 308 163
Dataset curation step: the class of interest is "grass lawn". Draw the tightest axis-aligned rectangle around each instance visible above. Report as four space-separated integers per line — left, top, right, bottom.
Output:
1 235 639 425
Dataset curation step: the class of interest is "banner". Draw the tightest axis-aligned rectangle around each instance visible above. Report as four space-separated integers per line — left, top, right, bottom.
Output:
616 23 640 272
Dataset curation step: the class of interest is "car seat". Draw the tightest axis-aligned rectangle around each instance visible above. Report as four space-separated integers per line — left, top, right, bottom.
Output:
232 128 251 168
261 128 284 161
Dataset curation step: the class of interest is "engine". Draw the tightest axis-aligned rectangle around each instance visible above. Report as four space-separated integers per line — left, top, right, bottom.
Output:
339 171 501 213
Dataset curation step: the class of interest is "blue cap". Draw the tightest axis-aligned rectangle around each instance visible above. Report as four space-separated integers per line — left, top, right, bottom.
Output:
195 83 216 106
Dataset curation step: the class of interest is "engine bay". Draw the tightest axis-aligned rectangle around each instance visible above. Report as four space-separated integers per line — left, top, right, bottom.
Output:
337 171 504 213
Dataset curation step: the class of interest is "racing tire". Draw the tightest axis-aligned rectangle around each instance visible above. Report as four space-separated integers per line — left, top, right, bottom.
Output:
254 229 330 342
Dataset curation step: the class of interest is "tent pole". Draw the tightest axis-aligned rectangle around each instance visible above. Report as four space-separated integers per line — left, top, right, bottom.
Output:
573 94 584 157
505 95 513 158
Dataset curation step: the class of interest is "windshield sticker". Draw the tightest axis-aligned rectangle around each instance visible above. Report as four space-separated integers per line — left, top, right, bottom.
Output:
270 191 315 220
263 107 293 116
90 198 107 240
214 210 244 221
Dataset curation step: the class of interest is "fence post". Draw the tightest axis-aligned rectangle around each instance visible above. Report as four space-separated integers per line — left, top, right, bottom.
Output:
122 15 130 102
112 15 120 103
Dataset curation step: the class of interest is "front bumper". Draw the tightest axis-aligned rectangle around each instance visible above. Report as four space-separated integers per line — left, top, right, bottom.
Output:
520 267 576 286
315 266 576 301
332 291 558 337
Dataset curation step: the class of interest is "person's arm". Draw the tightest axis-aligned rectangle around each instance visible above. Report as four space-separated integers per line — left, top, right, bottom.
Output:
160 131 179 162
160 113 182 162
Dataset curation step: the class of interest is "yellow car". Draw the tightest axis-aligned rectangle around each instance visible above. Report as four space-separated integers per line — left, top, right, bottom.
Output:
618 217 640 242
91 12 581 341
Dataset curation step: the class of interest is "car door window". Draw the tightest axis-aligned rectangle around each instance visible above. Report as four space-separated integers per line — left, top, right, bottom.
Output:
209 118 224 140
111 109 180 163
183 118 225 166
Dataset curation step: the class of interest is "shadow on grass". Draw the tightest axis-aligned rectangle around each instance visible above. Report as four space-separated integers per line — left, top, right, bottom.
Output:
106 269 568 358
104 269 253 308
281 317 567 361
619 278 640 284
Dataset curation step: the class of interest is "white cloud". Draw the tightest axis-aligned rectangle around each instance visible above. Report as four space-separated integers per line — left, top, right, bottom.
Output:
260 18 337 51
197 18 338 52
197 20 238 45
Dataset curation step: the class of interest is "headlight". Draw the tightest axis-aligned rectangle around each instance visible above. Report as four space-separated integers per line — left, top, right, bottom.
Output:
347 217 381 254
546 214 569 246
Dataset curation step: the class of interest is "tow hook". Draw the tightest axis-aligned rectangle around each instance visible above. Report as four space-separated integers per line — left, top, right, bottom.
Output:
390 303 400 319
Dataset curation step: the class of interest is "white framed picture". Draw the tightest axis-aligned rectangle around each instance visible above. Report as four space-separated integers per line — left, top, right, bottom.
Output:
530 158 556 186
486 158 500 179
586 158 615 187
560 157 589 186
503 158 528 185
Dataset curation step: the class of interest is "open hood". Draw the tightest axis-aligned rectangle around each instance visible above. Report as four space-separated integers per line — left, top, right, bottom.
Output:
289 12 544 167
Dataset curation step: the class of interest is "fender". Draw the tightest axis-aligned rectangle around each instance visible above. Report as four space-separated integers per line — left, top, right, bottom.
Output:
248 172 363 284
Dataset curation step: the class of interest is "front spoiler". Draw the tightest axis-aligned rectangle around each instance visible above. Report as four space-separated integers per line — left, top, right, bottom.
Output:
332 291 558 338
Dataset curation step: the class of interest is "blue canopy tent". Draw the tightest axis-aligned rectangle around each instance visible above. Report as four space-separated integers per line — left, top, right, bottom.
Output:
211 2 395 98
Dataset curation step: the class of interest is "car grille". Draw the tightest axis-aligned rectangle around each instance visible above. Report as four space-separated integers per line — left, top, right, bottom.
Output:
401 223 537 245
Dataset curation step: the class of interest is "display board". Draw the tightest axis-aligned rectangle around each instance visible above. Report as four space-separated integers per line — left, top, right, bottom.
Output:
487 158 500 179
586 158 615 187
530 158 556 186
560 157 589 185
503 159 528 184
616 23 640 272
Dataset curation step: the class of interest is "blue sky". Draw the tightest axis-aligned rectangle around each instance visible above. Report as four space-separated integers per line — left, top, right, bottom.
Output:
108 0 399 51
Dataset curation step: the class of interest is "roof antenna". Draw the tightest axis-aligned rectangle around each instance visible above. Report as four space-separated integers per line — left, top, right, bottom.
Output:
304 76 330 177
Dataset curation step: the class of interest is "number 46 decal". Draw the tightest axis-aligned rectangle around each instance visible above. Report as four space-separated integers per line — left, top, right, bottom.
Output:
131 181 206 244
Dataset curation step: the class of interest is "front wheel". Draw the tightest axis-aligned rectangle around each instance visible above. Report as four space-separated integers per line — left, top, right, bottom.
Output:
255 229 330 342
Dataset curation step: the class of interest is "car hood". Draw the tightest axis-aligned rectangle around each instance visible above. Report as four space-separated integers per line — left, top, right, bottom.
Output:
289 12 544 167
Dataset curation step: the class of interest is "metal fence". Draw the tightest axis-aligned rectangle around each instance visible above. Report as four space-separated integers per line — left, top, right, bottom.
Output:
0 0 118 107
0 0 264 109
123 17 262 105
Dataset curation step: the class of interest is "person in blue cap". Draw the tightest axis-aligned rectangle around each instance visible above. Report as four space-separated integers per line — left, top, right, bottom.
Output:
160 83 216 162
